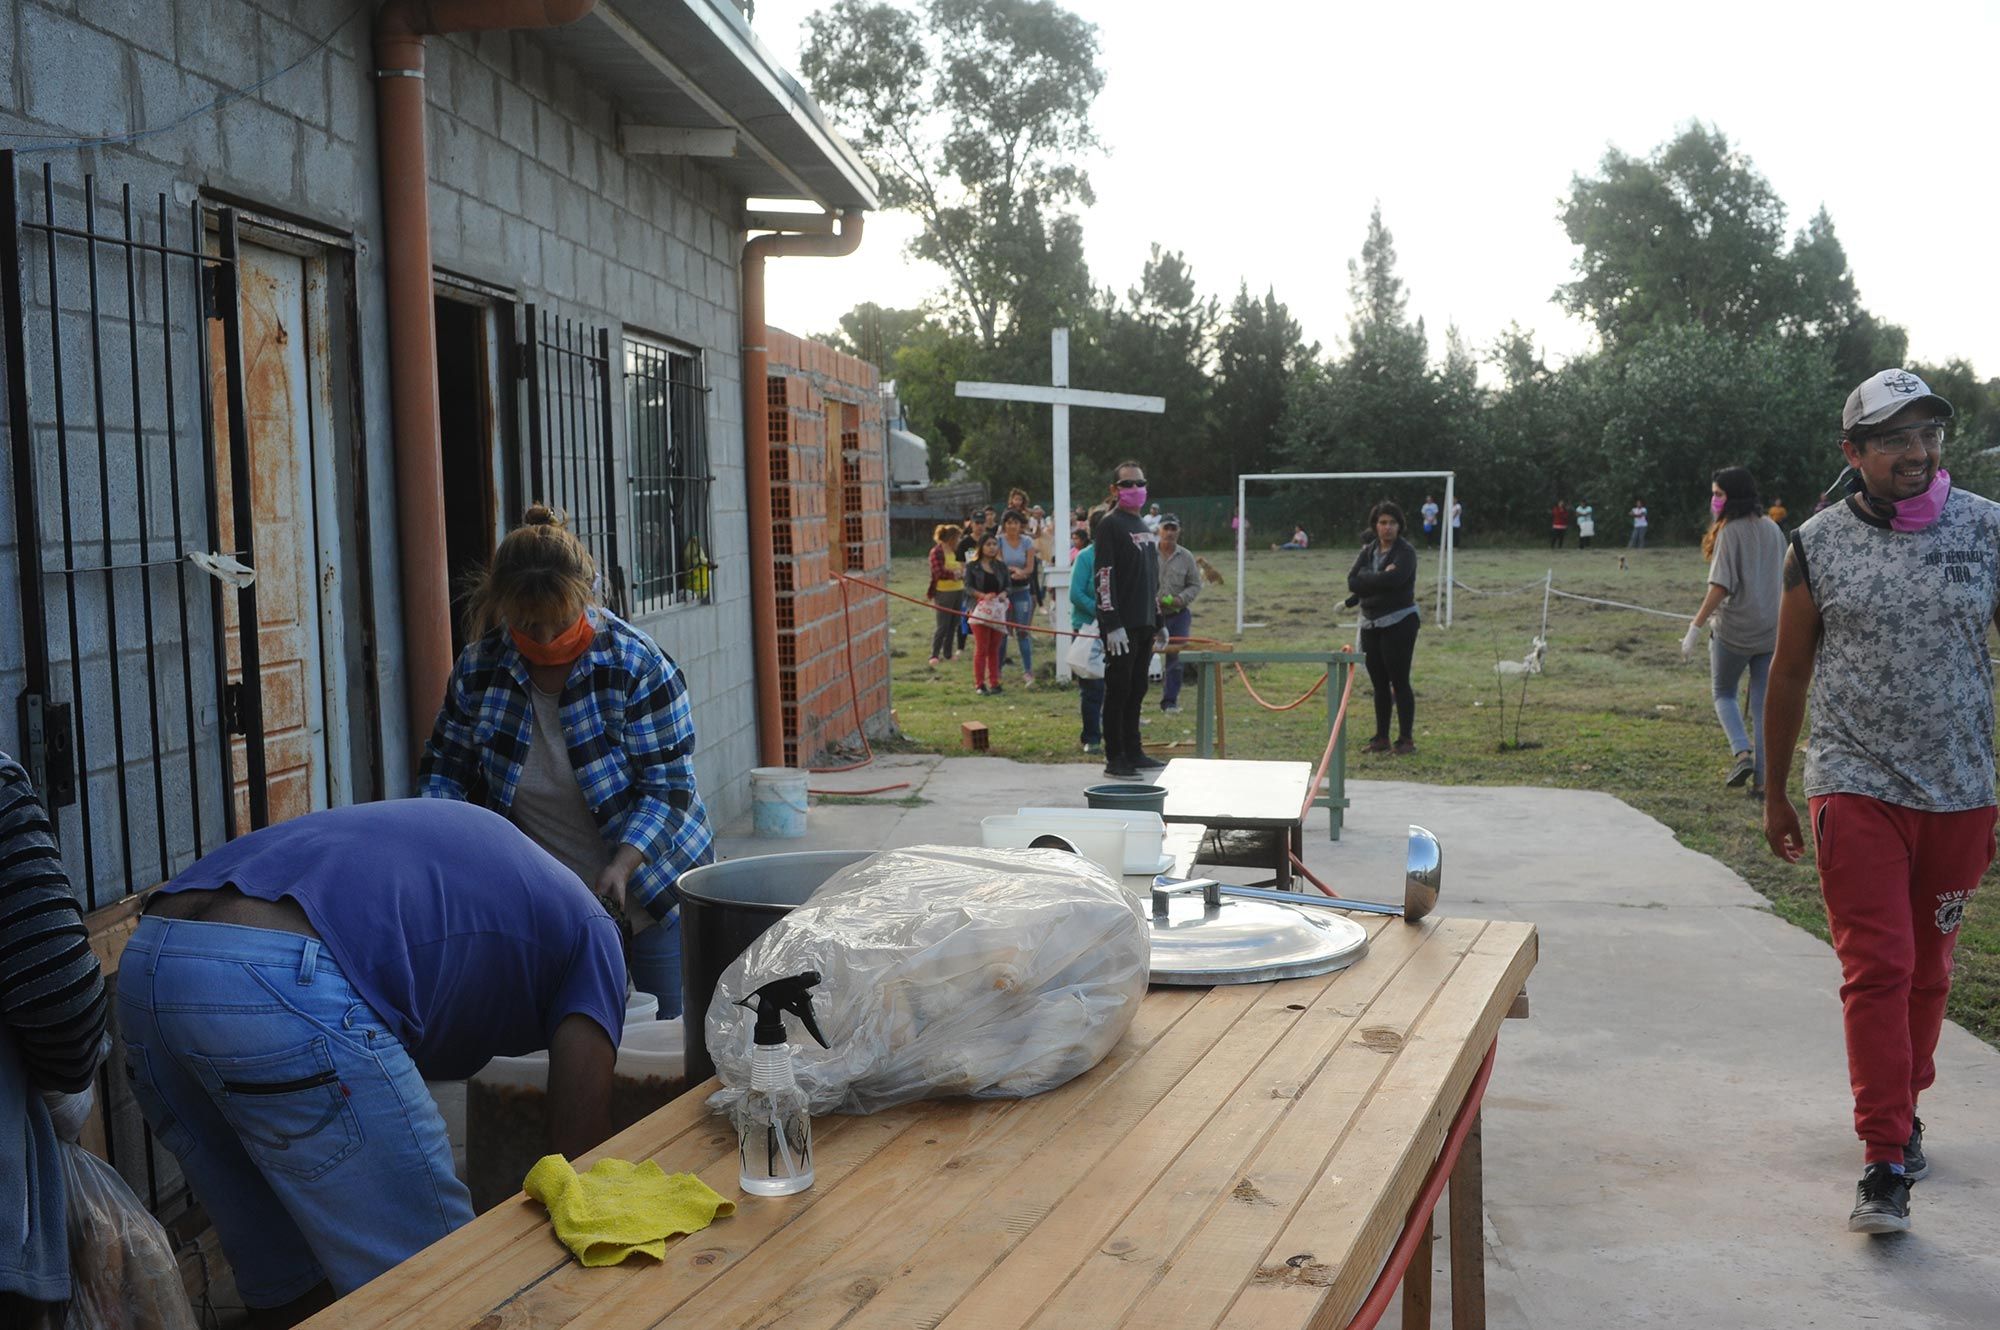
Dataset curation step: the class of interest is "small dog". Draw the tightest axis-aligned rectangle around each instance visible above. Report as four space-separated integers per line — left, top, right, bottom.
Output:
1195 556 1225 586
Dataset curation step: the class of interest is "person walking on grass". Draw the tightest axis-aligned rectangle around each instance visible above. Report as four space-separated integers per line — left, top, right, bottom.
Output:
1095 461 1162 780
1628 497 1649 548
1155 515 1201 715
1420 494 1440 548
1763 369 2000 1236
1681 467 1784 795
1549 498 1569 549
1069 511 1107 755
963 533 1011 697
1346 500 1420 756
1575 500 1596 549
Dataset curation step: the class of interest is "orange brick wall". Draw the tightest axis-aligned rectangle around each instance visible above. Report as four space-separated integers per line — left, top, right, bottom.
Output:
765 329 892 768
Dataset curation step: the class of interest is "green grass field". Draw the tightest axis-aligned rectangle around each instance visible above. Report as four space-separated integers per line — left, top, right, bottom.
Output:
876 541 2000 1047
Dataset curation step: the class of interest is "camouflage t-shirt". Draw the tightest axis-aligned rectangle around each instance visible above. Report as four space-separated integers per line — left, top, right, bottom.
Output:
1794 488 2000 811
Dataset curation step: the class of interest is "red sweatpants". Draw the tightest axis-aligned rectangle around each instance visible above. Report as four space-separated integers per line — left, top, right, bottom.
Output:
1810 793 1995 1165
971 623 1004 690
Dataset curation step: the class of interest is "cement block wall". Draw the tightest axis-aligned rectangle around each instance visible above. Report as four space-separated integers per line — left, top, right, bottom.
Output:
765 328 892 768
0 0 763 843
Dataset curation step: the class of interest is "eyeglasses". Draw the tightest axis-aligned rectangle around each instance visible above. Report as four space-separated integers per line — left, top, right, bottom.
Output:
1865 421 1946 456
1113 477 1147 489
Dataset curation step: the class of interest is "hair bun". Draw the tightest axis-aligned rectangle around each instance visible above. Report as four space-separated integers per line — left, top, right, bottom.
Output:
522 503 564 529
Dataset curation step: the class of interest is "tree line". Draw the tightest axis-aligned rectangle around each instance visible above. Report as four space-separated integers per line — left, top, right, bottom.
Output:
800 1 1997 544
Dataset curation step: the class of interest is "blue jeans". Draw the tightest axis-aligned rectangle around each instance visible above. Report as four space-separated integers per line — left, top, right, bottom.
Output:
117 917 471 1304
1158 608 1193 706
1710 639 1771 777
1078 675 1105 745
630 909 683 1018
1001 588 1035 674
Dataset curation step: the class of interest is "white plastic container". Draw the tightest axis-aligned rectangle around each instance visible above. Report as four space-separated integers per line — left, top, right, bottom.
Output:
1016 806 1169 875
751 766 809 837
979 814 1129 883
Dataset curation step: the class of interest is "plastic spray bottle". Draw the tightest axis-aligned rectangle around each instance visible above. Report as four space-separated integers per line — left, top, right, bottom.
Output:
733 970 828 1196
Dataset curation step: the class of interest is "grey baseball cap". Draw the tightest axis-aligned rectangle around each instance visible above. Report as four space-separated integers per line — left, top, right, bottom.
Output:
1843 368 1954 432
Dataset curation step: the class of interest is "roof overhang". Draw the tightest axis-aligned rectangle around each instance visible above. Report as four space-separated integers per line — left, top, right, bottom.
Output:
531 0 879 212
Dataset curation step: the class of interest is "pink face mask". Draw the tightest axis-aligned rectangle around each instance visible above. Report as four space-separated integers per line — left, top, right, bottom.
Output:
1710 494 1727 516
1888 468 1951 532
1117 484 1148 512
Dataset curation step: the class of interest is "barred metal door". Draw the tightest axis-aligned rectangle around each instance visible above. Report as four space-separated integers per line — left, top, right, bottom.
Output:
523 305 626 614
1 152 268 914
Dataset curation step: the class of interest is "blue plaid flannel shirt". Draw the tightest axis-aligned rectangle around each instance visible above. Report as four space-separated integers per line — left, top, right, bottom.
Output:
417 609 715 917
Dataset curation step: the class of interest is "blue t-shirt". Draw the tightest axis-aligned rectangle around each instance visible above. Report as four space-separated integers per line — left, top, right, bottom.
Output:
157 800 626 1079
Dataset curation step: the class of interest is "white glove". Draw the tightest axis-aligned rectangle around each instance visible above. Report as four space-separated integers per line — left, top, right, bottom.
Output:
1104 627 1130 657
1680 621 1702 659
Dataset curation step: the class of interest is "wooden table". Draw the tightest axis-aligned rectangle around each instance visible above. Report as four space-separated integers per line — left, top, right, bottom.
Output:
317 913 1537 1330
1178 650 1362 841
1154 758 1315 890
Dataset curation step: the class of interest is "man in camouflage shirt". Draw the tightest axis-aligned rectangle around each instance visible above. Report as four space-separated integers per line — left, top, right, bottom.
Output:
1763 369 2000 1235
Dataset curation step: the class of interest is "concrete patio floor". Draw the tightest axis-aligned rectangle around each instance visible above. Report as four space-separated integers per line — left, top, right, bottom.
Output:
721 755 2000 1329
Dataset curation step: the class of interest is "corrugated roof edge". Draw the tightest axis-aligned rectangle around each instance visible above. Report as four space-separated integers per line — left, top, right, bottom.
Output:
677 0 881 210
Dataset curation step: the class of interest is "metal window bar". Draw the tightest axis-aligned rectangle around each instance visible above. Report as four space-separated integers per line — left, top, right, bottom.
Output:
1 150 263 1223
525 305 626 614
622 336 714 612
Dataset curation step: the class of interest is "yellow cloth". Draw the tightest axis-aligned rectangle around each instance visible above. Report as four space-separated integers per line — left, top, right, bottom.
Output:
523 1155 735 1267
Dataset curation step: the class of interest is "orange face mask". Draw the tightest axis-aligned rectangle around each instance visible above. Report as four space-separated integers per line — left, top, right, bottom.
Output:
511 612 594 667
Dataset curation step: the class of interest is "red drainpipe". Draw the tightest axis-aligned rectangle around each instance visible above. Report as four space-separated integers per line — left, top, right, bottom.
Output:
740 212 866 768
373 0 596 771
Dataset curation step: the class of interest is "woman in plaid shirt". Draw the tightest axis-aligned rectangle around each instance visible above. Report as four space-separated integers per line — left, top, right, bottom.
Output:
420 506 715 1018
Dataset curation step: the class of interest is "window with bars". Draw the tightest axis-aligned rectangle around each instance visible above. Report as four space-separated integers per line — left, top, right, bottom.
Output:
623 335 715 611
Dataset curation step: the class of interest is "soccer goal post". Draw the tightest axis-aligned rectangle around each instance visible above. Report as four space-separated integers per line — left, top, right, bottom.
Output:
1235 471 1455 634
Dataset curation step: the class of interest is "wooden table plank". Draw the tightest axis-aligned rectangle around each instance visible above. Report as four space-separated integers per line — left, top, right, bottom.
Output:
1217 922 1537 1329
1113 917 1491 1330
1155 759 1314 829
1008 918 1451 1330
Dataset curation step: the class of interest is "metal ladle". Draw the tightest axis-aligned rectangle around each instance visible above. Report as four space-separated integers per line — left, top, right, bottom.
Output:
1152 824 1442 923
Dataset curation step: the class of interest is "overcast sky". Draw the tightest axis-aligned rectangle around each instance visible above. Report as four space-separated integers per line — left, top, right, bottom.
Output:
746 0 1997 383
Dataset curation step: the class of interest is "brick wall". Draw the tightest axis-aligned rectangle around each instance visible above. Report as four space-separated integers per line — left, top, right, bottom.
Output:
765 329 892 769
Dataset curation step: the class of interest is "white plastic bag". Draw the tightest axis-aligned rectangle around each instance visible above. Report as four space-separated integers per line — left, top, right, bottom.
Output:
707 846 1150 1116
1065 623 1105 680
60 1142 198 1330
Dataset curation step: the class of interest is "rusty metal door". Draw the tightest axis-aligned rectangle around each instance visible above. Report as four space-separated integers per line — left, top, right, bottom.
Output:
207 237 339 829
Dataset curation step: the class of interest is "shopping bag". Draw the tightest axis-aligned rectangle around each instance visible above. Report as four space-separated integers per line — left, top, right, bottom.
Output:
968 593 1009 628
59 1142 198 1330
1065 623 1105 680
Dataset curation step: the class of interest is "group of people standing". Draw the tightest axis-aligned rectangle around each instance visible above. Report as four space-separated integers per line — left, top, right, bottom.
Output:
5 505 720 1323
926 488 1059 696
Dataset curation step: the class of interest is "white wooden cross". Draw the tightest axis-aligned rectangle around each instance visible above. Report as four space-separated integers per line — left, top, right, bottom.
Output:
955 328 1166 682
955 328 1166 573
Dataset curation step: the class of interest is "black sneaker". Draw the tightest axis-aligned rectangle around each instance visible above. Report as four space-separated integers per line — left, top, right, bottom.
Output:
1103 764 1140 779
1726 751 1755 786
1904 1118 1929 1182
1848 1164 1912 1234
1131 754 1167 771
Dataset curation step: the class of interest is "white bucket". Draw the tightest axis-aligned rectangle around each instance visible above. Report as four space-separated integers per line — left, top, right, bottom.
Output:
750 766 809 838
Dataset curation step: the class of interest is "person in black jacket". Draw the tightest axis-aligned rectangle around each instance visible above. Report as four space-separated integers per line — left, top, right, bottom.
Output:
1094 460 1162 778
1346 500 1421 755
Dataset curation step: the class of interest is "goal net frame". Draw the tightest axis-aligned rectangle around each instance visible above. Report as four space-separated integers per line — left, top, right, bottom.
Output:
1235 470 1455 634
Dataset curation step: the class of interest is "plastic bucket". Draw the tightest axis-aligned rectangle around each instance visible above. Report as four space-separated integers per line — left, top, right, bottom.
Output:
750 766 810 837
677 851 871 1084
1085 783 1168 816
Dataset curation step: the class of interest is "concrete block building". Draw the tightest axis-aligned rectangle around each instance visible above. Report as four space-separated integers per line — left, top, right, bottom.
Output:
0 0 886 1258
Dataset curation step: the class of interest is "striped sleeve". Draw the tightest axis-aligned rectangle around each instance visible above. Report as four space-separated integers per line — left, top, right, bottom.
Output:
0 757 108 1093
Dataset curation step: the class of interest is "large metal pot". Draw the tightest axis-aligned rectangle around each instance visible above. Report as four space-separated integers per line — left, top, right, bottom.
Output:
676 851 869 1084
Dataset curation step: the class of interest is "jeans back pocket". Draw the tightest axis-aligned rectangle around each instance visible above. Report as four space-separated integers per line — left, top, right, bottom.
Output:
196 1036 362 1180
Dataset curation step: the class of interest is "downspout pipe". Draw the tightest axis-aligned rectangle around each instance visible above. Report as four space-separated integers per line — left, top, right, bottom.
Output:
373 0 596 773
741 211 866 768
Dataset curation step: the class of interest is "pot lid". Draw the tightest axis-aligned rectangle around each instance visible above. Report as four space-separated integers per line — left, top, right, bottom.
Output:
1147 879 1370 986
